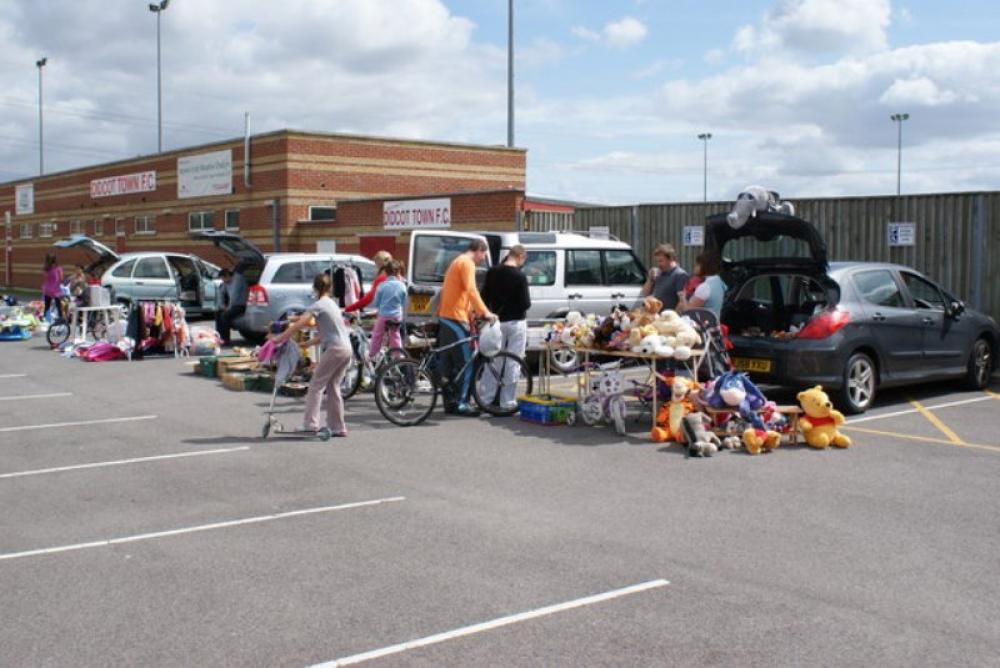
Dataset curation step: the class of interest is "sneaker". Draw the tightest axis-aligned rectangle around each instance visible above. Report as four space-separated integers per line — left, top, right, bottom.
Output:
499 401 519 412
456 404 481 417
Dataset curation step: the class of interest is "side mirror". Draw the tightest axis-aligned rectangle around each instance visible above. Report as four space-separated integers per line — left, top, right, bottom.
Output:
947 300 965 318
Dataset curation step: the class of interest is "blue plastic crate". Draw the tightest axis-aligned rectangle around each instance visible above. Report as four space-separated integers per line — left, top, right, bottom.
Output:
517 394 577 426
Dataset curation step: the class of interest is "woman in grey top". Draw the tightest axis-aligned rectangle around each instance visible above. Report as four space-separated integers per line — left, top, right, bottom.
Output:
273 273 353 436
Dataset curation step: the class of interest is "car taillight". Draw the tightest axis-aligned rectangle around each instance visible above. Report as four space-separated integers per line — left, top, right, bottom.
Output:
796 309 850 340
247 284 268 307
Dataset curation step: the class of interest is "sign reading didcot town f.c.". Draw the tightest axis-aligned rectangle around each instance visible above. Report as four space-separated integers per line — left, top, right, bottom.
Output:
90 171 157 199
383 197 451 229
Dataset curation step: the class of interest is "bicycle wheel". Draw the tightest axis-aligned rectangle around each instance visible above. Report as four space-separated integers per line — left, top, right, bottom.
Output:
46 319 71 347
608 395 627 436
374 358 437 426
341 350 364 399
472 352 533 416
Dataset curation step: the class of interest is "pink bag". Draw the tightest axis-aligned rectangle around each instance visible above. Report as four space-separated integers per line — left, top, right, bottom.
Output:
83 342 126 362
255 339 279 363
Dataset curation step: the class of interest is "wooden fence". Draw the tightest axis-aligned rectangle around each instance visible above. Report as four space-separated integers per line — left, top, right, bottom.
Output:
525 192 1000 321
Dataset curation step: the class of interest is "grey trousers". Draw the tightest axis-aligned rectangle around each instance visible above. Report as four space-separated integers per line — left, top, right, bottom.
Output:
478 319 527 406
303 344 352 432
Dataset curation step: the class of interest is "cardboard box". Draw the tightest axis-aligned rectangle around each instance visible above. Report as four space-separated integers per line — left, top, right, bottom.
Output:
216 356 257 378
222 371 249 391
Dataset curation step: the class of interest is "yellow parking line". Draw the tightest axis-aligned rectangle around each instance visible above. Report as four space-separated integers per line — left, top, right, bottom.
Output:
907 397 964 444
841 426 1000 454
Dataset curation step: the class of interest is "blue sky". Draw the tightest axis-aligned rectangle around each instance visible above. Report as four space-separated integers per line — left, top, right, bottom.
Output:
1 1 998 204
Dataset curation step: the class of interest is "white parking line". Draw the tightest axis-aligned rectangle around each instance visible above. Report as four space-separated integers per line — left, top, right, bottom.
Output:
0 496 405 562
846 396 994 424
310 579 670 667
0 415 157 433
0 392 72 402
0 446 250 479
0 374 27 379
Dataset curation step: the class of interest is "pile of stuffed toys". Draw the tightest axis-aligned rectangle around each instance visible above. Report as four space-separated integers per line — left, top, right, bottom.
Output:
543 296 703 362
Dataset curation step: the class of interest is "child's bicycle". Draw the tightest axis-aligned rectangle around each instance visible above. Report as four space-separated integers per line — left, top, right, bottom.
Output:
373 320 532 426
340 312 409 399
46 296 115 347
578 361 628 435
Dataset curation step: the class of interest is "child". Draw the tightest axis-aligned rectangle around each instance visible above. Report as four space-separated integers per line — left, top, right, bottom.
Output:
368 260 408 359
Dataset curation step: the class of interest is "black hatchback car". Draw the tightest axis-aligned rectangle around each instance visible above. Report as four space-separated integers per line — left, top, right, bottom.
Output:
708 212 999 413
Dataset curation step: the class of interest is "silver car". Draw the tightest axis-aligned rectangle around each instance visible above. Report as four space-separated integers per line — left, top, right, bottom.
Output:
193 231 376 343
53 235 222 317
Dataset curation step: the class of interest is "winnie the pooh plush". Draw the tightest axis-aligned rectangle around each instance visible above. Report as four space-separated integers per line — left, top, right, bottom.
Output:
797 385 851 449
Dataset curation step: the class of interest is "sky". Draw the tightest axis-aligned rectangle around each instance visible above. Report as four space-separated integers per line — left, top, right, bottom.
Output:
1 0 998 205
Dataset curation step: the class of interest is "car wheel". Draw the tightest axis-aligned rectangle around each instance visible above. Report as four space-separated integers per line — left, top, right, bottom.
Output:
964 337 992 390
838 352 876 415
550 347 579 374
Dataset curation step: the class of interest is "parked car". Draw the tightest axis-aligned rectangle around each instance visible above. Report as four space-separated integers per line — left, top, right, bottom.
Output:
407 229 646 321
53 235 222 317
709 211 999 413
192 231 376 343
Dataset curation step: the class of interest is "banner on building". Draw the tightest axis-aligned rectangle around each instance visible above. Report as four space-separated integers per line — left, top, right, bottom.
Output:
15 184 34 215
383 198 451 229
90 171 157 199
887 222 916 247
178 149 233 199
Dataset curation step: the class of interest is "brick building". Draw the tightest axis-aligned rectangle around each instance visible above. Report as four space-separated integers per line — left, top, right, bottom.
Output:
1 129 526 288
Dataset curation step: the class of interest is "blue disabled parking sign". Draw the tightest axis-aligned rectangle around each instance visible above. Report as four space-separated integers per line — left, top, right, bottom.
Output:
887 222 915 246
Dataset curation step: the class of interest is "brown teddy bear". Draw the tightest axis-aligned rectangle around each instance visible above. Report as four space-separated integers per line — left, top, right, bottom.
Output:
797 385 851 449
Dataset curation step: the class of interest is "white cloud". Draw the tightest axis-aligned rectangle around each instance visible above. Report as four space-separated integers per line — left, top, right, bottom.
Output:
734 0 891 57
704 49 727 65
879 76 967 107
572 15 648 49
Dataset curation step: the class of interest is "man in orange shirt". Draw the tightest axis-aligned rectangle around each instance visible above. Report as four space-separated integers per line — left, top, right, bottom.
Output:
436 239 497 416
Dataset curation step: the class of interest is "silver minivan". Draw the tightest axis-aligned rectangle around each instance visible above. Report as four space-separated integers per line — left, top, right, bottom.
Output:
193 231 376 343
53 235 221 317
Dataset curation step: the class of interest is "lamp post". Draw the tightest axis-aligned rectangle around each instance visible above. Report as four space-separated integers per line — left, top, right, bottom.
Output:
149 0 170 153
697 132 712 202
507 0 514 147
890 113 909 196
36 57 46 175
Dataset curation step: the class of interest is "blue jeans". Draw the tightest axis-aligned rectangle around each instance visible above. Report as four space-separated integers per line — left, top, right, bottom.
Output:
437 317 473 410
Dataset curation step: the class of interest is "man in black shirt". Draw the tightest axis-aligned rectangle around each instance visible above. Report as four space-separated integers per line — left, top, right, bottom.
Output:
481 245 531 411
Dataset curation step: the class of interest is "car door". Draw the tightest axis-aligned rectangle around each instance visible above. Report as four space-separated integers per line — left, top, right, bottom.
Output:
565 249 607 314
407 231 489 317
131 256 177 302
899 271 968 374
604 249 646 309
520 248 562 321
196 259 220 310
851 269 925 380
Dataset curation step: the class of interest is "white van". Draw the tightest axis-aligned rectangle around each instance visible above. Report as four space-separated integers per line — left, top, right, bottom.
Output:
407 230 647 324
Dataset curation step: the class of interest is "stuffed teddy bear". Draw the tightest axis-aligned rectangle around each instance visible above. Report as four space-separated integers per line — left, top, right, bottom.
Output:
721 418 743 450
651 376 697 443
797 385 851 449
682 412 720 457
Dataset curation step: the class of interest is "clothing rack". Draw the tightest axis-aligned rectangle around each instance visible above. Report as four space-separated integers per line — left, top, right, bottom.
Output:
127 300 188 359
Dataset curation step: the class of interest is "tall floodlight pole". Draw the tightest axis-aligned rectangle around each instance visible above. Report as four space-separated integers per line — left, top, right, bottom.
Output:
507 0 514 147
36 57 47 175
890 113 909 196
149 0 170 153
697 133 712 202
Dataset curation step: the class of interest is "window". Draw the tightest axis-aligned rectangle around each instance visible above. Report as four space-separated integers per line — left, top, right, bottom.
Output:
604 250 645 285
412 235 485 283
197 259 220 279
902 273 946 310
70 220 84 235
94 219 107 237
188 211 214 232
854 270 904 308
566 250 603 285
19 223 32 239
112 259 137 278
38 222 55 238
522 251 556 286
133 257 170 279
115 218 127 236
135 215 155 235
271 262 305 284
225 209 240 231
308 206 336 222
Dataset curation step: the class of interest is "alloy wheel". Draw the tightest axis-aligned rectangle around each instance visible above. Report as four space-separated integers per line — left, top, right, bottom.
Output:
847 356 875 410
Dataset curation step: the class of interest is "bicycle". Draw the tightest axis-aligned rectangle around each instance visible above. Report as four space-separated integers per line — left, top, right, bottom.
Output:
373 320 533 426
46 297 115 348
578 361 628 435
340 312 409 399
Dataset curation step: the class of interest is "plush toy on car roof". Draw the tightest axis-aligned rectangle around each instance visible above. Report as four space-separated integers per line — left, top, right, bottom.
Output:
726 185 797 229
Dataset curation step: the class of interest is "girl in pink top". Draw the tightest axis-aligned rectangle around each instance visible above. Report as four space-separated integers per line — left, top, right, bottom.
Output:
41 254 64 319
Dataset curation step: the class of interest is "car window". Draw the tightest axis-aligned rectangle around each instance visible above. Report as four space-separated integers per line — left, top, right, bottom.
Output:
133 257 170 279
853 270 904 308
271 262 305 284
198 260 220 279
722 235 812 262
112 259 136 278
302 260 331 283
567 250 603 285
353 260 378 283
735 275 776 304
604 250 645 285
412 235 485 283
902 272 946 310
522 250 556 286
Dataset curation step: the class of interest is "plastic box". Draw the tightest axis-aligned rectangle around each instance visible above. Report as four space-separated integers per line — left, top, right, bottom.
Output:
517 394 577 426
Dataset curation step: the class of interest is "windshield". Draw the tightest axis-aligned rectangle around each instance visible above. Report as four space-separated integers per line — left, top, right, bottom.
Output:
412 235 487 283
722 234 814 263
356 260 377 283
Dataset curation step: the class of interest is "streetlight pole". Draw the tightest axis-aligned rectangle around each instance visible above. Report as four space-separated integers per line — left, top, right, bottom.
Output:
507 0 514 148
149 0 170 153
697 133 712 202
890 113 909 196
36 57 46 175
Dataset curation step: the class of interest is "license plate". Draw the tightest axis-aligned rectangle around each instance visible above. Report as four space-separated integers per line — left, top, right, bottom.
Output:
409 294 430 314
732 357 773 373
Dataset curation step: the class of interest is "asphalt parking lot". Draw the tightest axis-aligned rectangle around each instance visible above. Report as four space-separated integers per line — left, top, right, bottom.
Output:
1 337 999 667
